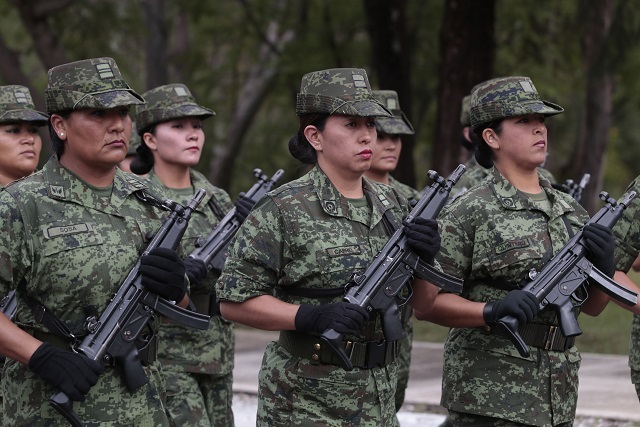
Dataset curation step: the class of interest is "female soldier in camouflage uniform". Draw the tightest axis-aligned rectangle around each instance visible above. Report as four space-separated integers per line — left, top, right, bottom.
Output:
132 83 249 427
411 76 616 426
365 89 418 414
0 85 48 188
0 57 189 426
216 68 441 426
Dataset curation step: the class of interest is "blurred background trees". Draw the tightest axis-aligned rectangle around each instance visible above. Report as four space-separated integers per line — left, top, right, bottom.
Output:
2 0 640 213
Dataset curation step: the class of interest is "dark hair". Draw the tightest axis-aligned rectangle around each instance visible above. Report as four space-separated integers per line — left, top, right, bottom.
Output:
472 119 503 169
47 111 72 158
130 125 155 175
288 114 328 164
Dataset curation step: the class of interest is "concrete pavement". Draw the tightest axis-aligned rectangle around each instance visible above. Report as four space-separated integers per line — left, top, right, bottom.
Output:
232 328 640 425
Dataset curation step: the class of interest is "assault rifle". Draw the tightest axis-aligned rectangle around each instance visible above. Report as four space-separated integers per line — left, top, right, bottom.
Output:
495 190 638 358
189 168 284 275
0 289 17 321
321 165 466 371
50 189 210 427
561 173 591 203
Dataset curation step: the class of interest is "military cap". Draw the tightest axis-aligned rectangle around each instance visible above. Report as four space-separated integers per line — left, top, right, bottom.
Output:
460 94 471 127
0 85 48 125
470 76 563 129
372 90 414 135
135 83 214 135
296 68 391 117
45 57 144 114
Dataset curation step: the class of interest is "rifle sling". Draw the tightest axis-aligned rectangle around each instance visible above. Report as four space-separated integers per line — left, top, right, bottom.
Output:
21 293 78 343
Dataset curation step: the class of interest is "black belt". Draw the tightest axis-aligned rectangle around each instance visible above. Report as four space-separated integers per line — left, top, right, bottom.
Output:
519 322 575 352
485 322 575 352
278 330 399 369
29 330 158 366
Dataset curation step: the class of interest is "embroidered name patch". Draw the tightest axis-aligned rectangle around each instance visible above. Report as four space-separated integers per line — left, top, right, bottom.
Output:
495 238 530 255
326 245 361 257
44 223 93 239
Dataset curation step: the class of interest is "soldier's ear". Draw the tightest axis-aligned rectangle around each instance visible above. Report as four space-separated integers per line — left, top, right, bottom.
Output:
483 129 499 150
303 125 322 152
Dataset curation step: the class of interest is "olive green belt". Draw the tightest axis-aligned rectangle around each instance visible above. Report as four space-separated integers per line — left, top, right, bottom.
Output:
278 330 399 369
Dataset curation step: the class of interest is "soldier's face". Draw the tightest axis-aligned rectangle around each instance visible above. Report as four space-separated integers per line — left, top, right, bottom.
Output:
309 114 377 179
492 114 547 170
0 122 42 186
146 117 204 169
57 107 132 170
370 132 401 174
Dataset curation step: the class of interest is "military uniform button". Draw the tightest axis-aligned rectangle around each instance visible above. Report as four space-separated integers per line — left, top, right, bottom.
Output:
313 343 321 351
311 354 319 361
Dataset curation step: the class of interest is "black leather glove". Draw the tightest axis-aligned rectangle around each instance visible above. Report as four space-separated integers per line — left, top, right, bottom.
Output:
28 342 103 402
183 257 208 285
583 223 616 277
295 302 369 335
483 289 539 327
140 248 187 301
403 217 441 265
234 194 255 223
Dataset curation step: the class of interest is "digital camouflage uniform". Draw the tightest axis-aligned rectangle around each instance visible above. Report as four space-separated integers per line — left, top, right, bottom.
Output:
0 84 48 417
135 83 235 427
147 169 236 427
438 76 581 427
0 158 170 426
611 175 640 401
437 167 588 426
372 90 417 413
217 166 410 427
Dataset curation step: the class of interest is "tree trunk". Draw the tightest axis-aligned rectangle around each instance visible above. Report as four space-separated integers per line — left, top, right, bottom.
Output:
364 0 416 187
142 0 168 90
433 0 495 176
572 0 614 214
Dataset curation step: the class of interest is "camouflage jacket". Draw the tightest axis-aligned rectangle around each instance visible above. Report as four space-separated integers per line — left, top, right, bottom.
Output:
217 165 409 425
436 167 588 426
147 168 235 374
612 175 640 375
0 156 170 425
389 176 420 203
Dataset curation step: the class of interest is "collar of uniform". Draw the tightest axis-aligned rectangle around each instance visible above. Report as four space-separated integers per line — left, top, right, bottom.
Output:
146 168 217 214
42 157 150 213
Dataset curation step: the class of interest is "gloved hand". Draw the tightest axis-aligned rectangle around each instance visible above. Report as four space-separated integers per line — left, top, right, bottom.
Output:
234 194 255 223
483 289 539 327
140 248 187 301
403 217 441 265
295 302 369 335
183 257 208 285
583 223 616 277
28 342 103 402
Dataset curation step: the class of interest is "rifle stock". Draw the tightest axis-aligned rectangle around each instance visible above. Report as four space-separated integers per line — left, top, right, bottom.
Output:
189 168 284 274
50 189 209 426
495 190 638 358
321 165 466 371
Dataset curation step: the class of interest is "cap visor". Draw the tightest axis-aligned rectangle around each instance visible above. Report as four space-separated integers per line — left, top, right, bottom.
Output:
334 100 392 117
376 117 414 135
93 90 145 108
524 100 564 116
175 104 215 119
1 109 49 124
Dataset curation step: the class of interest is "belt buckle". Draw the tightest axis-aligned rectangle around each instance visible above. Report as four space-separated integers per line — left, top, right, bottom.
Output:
544 325 558 350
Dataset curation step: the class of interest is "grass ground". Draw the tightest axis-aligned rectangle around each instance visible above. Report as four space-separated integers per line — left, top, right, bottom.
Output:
412 270 640 355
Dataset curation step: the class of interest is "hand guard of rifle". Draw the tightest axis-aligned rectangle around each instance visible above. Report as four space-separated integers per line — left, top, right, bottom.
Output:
188 168 284 275
494 190 638 358
321 164 467 371
50 189 210 427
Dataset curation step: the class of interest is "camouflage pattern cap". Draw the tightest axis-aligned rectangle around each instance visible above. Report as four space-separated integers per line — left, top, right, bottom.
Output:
45 57 144 114
460 94 471 127
135 83 214 134
296 68 392 117
0 85 48 125
372 90 414 135
470 76 563 129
